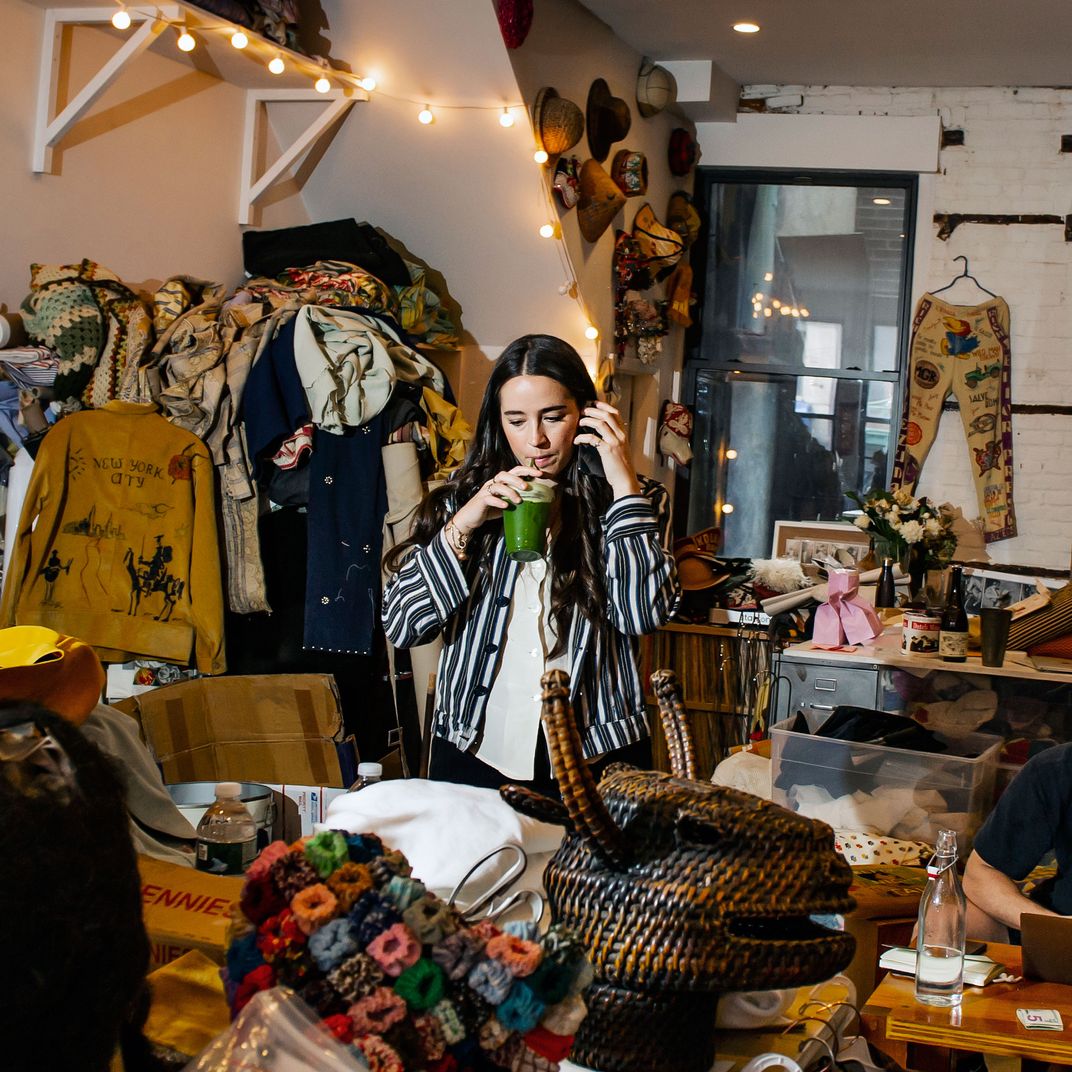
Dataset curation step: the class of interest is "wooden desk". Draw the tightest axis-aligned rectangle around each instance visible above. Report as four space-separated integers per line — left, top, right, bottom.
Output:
862 943 1072 1066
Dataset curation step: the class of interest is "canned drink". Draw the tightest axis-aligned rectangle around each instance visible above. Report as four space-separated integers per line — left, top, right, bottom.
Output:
902 609 940 656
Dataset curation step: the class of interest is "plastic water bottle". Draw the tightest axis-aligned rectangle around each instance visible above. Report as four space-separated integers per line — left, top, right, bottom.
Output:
915 828 966 1006
195 782 257 875
348 762 383 792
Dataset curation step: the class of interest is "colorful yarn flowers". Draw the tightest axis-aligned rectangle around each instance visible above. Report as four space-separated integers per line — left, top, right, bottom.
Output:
225 833 591 1071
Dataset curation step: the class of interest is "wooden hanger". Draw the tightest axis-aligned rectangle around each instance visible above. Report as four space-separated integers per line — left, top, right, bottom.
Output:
931 255 997 299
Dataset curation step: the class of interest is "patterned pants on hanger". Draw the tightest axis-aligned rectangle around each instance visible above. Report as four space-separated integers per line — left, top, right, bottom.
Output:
892 292 1016 542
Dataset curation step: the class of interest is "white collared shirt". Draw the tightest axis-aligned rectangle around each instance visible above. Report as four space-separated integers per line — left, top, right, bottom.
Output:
475 556 569 779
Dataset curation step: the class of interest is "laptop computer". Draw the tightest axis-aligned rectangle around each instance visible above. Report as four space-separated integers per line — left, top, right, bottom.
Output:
1021 913 1072 985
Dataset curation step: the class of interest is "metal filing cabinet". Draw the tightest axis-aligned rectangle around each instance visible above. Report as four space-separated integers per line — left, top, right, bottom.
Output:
771 652 880 727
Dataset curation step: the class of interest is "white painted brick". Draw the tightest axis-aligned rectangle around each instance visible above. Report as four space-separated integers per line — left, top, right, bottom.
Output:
743 83 1072 567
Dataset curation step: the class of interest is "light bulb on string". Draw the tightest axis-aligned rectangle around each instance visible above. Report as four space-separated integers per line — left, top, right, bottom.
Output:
538 223 557 239
721 503 735 514
418 105 435 125
111 6 131 30
359 76 377 92
176 26 196 52
584 325 599 341
533 148 549 164
315 75 331 93
268 55 285 75
499 108 515 128
725 448 738 460
231 30 249 49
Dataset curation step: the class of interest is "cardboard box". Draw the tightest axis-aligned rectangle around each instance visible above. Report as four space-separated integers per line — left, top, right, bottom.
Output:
138 855 243 969
121 674 348 787
265 784 349 839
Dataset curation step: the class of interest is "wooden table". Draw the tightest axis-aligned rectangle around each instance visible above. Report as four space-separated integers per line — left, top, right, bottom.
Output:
862 943 1072 1066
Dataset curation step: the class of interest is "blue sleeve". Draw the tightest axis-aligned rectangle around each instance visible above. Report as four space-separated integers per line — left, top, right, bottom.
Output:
601 477 681 636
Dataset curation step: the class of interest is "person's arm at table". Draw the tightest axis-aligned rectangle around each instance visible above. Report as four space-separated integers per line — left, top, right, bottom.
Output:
963 850 1061 932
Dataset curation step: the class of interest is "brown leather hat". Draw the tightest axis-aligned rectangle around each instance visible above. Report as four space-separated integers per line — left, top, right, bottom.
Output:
586 78 632 162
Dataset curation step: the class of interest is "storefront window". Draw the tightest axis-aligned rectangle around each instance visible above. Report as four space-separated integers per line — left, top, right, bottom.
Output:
681 172 915 555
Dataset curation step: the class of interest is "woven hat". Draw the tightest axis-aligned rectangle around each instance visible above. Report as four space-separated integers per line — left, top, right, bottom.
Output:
0 626 105 725
636 59 677 118
586 79 631 162
667 190 702 248
610 149 648 197
496 0 533 48
578 159 627 243
533 87 584 158
668 127 702 176
632 203 685 280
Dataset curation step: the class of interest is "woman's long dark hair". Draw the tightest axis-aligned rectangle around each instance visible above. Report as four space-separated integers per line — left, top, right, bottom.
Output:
385 334 613 653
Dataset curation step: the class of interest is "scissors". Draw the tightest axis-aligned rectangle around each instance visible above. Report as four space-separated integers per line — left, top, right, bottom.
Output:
447 843 545 926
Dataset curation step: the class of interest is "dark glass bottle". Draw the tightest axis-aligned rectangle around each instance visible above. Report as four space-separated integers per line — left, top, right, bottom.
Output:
939 565 968 662
875 557 897 609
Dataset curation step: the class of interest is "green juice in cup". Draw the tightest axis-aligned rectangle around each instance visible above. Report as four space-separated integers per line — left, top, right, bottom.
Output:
503 478 556 562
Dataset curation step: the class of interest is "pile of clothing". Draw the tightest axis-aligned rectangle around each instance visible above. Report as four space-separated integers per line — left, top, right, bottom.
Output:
0 219 469 670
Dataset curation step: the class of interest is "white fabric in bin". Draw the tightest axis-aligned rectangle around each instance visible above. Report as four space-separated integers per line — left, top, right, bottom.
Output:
787 781 969 841
322 780 563 904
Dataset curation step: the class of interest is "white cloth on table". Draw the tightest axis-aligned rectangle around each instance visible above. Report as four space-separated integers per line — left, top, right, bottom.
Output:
322 779 563 907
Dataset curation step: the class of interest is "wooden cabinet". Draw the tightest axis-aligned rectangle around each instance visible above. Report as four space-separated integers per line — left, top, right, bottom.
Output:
639 623 773 778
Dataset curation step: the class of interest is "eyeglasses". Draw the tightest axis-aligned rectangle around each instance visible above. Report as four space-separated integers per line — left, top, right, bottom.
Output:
0 720 78 797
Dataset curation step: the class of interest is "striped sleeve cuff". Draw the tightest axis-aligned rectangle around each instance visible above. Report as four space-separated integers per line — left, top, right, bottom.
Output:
602 494 659 540
415 528 469 619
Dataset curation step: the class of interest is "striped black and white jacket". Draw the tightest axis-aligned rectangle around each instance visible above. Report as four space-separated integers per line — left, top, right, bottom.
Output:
382 477 680 759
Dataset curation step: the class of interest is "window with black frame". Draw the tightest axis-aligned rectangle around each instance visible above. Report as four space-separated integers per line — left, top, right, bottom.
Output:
680 171 916 558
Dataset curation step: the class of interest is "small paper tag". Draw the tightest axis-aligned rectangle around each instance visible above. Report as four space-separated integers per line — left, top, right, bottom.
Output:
1017 1008 1064 1030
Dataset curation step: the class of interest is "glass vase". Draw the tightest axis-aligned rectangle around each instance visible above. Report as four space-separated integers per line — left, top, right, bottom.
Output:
870 534 909 575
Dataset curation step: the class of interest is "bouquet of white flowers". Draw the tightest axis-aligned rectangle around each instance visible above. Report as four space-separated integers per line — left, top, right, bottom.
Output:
847 489 957 568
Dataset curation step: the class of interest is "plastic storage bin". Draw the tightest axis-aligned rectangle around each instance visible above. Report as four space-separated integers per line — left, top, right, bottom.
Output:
769 716 1002 852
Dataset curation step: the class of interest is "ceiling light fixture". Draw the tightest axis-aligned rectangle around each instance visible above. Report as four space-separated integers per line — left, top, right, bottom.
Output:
733 21 760 33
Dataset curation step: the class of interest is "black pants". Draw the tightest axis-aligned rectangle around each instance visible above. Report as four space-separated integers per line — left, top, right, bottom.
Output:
428 733 653 798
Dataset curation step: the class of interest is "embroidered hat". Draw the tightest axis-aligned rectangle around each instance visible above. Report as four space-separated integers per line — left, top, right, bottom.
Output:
636 59 677 118
552 156 581 210
532 87 584 158
668 127 702 176
586 79 631 162
577 160 627 243
496 0 533 48
0 626 105 725
610 150 648 198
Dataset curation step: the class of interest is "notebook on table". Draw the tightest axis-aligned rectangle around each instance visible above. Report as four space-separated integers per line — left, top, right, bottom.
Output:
1021 913 1072 985
1029 655 1072 675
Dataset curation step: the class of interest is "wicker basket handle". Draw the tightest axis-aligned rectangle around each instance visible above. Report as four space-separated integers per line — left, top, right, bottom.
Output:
540 668 631 869
499 783 572 828
650 669 697 779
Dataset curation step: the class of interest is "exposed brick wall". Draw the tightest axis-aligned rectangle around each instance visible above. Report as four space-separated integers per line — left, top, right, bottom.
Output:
754 86 1072 570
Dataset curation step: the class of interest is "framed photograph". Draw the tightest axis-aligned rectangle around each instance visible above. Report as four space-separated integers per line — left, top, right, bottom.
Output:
772 520 871 567
961 568 1060 615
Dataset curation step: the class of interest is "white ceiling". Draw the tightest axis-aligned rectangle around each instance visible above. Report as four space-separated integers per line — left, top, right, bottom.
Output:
576 0 1072 90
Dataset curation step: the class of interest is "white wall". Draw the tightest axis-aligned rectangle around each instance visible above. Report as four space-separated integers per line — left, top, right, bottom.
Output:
699 89 1072 571
2 1 308 309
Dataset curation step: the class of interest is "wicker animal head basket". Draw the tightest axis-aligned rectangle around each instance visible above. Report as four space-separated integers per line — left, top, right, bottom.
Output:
502 669 856 1072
